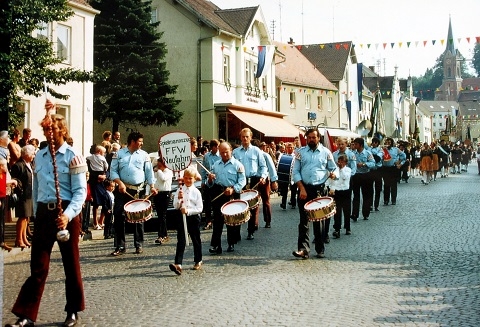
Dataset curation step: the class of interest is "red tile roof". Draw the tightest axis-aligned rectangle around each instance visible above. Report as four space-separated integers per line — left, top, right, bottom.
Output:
274 41 336 91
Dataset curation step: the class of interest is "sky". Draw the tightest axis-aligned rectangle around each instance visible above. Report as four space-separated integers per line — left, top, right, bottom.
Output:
212 0 479 79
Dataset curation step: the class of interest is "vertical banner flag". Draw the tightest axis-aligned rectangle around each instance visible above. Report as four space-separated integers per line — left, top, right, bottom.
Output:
255 45 275 78
357 63 363 111
323 128 338 152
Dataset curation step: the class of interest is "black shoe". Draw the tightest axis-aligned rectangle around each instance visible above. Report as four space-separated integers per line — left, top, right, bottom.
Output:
332 231 340 238
316 252 325 258
246 234 254 240
346 230 351 235
264 223 271 228
350 216 358 222
391 202 396 205
363 217 369 220
292 250 309 259
280 204 286 210
110 248 126 256
5 318 35 327
226 244 235 252
384 202 389 205
209 246 222 255
63 313 78 327
374 207 379 212
291 205 296 209
324 236 330 243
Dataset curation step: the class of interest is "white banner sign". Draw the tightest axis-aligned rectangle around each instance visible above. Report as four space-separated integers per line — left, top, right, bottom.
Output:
158 132 192 172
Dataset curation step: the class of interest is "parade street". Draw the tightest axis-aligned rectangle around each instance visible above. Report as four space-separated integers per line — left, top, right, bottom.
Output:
2 167 480 327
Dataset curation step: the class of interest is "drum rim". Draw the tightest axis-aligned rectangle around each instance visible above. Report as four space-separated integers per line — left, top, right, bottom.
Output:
221 199 249 212
304 196 334 208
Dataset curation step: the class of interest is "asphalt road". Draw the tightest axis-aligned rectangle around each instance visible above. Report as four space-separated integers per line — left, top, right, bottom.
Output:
2 165 480 326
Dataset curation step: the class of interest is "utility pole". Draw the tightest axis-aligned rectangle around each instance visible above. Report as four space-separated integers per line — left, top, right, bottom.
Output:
270 20 276 40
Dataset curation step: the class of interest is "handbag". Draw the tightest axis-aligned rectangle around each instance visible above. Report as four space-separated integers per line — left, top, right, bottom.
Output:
8 192 19 208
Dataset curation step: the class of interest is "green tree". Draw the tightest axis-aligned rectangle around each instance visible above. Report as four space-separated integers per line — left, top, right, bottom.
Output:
91 0 181 132
472 43 480 77
0 0 99 131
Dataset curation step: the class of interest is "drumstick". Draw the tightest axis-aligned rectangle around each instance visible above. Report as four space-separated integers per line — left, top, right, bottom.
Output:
211 191 225 202
251 180 261 190
196 161 211 175
143 193 153 201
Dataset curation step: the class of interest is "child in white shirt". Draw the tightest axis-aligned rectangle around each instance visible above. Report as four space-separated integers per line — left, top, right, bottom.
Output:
169 166 203 275
327 154 352 238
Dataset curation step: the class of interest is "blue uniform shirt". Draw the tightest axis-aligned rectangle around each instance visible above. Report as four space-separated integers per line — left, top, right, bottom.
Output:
232 145 267 179
292 145 337 185
262 151 278 182
370 146 384 169
382 147 406 167
333 149 357 175
33 143 87 221
208 157 246 194
354 148 376 173
201 151 221 183
110 147 155 186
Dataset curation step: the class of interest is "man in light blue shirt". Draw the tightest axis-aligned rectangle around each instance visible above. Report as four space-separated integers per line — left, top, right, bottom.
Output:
110 131 157 256
207 142 246 254
6 113 87 327
382 137 406 205
232 128 267 240
369 137 384 211
292 128 337 259
351 138 376 221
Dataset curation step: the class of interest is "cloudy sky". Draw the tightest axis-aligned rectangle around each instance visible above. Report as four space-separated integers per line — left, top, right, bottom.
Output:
212 0 479 78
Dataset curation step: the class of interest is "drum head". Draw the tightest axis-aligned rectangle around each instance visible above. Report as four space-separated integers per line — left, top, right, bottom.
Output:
124 199 151 212
221 200 249 215
240 190 258 201
304 197 333 210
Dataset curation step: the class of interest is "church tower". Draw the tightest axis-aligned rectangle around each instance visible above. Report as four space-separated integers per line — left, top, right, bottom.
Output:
435 17 463 101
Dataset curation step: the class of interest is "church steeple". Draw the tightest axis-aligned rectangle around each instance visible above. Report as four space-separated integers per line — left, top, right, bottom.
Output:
435 16 463 101
445 15 456 55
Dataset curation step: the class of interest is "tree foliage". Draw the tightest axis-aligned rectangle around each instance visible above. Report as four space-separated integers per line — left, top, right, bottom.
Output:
91 0 182 132
0 0 100 131
472 43 480 77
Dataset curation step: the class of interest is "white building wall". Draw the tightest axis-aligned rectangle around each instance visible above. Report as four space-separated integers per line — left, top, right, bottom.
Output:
18 4 97 156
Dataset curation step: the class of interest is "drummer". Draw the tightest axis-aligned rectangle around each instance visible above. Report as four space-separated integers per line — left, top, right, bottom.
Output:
207 142 246 254
292 128 337 259
232 128 267 241
109 131 157 256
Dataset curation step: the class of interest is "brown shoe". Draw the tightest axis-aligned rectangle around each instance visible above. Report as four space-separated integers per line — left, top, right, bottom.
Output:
292 250 309 259
135 247 143 254
192 261 203 270
169 263 182 275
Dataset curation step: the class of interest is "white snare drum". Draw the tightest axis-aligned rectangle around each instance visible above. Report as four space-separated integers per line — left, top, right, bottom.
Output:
304 197 336 221
221 200 251 226
240 190 260 209
124 199 153 223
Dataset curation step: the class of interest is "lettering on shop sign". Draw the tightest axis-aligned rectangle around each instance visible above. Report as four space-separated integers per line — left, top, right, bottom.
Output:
158 132 192 172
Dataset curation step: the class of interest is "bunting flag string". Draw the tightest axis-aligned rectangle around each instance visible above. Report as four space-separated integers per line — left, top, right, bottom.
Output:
228 36 479 54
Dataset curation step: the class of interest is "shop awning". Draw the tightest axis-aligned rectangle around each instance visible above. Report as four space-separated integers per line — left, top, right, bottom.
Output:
228 108 300 138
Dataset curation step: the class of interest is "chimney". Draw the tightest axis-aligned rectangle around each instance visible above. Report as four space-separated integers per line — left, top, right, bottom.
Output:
288 37 295 45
